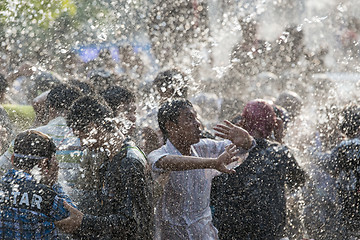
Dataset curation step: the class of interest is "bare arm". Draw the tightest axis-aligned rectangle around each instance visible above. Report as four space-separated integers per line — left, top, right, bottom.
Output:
55 201 84 233
156 144 239 174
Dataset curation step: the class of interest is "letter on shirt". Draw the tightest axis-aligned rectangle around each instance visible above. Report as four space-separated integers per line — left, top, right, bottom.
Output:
0 191 4 203
19 192 29 206
31 194 42 210
12 192 20 205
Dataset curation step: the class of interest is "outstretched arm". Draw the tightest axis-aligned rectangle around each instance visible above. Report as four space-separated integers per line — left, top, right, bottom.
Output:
156 144 240 174
214 120 254 150
55 201 84 233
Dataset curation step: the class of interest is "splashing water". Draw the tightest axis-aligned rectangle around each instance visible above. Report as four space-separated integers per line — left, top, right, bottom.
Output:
2 0 360 239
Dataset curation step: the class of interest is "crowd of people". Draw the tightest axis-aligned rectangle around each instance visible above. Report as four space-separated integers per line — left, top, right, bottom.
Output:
0 15 360 240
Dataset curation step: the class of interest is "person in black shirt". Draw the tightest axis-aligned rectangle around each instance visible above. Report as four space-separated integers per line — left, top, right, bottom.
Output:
211 99 306 240
56 96 154 240
329 104 360 238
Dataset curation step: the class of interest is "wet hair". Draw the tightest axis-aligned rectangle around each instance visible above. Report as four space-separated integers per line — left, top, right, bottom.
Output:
0 73 8 97
340 104 360 138
100 86 136 114
153 69 188 98
158 99 193 139
46 83 83 112
68 78 95 96
66 96 114 133
13 130 56 170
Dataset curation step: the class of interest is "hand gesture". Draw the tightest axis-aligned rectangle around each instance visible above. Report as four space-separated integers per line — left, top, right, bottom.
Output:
214 144 239 174
55 201 84 233
214 120 253 150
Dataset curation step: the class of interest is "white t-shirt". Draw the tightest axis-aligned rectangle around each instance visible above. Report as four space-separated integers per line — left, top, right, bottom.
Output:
148 138 246 240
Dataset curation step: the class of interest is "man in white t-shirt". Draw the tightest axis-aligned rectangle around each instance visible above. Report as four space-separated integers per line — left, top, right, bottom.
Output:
148 99 254 239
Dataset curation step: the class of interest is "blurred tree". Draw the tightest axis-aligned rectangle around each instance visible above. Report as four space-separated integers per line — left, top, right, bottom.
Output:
0 0 76 27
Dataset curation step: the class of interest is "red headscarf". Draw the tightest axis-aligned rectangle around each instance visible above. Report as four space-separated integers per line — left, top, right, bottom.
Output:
241 99 276 139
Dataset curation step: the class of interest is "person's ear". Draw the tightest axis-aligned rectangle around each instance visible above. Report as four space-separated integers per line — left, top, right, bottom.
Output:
38 158 48 170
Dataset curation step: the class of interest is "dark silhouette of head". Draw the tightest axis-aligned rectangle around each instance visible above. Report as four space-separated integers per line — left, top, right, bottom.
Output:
241 99 277 139
13 130 56 171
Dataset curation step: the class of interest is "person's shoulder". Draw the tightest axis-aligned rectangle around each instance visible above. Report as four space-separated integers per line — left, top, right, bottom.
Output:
332 138 360 157
340 138 360 147
269 141 288 152
257 139 293 158
194 138 223 147
125 148 147 165
148 143 167 157
36 117 68 130
112 141 147 167
332 138 360 153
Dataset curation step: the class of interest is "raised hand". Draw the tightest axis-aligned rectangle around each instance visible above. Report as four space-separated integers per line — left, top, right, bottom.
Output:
214 120 253 150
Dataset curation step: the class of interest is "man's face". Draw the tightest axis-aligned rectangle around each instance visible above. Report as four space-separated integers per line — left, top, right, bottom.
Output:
171 107 202 145
115 102 137 135
74 123 104 151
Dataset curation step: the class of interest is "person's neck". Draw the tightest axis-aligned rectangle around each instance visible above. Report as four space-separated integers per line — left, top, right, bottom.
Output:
168 137 191 156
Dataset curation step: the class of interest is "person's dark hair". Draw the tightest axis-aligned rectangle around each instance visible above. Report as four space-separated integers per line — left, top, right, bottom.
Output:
13 130 56 170
275 91 303 120
340 104 360 138
153 69 188 98
0 73 8 99
66 96 114 132
100 85 136 113
68 78 95 96
158 99 193 139
46 83 83 112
